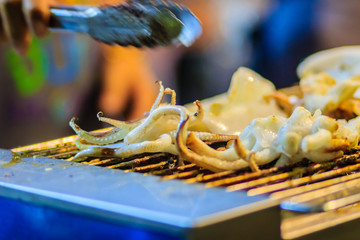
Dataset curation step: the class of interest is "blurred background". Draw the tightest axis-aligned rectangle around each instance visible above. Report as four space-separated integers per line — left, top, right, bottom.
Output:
1 0 360 148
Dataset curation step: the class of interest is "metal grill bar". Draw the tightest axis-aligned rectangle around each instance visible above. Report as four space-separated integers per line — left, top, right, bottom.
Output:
162 170 199 180
186 170 235 184
250 163 360 197
106 154 166 169
125 161 168 172
282 204 360 240
205 167 278 188
284 178 360 205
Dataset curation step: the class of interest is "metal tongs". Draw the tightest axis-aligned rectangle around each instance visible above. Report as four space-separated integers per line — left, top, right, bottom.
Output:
49 0 202 47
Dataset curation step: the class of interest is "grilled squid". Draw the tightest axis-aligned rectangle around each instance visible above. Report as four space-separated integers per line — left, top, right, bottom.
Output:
241 107 360 167
70 57 360 173
175 106 360 171
70 85 238 164
268 46 360 120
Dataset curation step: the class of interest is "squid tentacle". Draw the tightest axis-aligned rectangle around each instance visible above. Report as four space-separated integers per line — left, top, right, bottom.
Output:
190 100 204 123
74 137 93 151
72 134 177 161
97 112 143 129
186 132 239 161
169 130 237 143
150 81 177 112
175 116 249 172
125 105 189 144
164 88 176 105
70 118 129 145
150 81 166 112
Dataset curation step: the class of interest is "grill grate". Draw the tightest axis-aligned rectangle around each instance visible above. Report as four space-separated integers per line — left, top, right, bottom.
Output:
12 136 360 197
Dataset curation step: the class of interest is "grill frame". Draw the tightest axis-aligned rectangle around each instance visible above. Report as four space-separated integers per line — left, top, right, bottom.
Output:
0 148 280 240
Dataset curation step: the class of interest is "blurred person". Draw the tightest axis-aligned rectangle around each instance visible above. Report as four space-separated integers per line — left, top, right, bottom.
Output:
0 0 157 148
148 0 269 104
251 0 360 88
251 0 316 88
